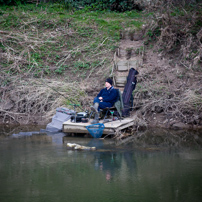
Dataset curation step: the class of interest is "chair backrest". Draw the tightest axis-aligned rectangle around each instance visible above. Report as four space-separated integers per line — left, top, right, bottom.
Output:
114 89 124 117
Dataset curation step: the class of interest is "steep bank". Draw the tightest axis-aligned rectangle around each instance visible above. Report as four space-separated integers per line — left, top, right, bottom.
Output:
0 3 202 130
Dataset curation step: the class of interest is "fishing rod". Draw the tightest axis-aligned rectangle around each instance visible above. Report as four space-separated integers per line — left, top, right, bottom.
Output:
38 79 83 111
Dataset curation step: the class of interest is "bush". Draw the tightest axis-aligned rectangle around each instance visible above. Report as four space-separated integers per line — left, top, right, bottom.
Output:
0 0 26 5
63 0 139 12
0 0 140 12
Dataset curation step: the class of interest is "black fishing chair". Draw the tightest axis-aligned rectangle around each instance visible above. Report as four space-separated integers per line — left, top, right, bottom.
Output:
101 89 124 123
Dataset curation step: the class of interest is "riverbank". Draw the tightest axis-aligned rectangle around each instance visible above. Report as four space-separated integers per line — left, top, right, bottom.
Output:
0 3 202 130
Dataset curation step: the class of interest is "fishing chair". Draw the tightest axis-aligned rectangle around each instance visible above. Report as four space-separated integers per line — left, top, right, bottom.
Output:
101 89 124 123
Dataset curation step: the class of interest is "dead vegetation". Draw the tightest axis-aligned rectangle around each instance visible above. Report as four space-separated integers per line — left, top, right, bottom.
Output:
0 77 90 125
1 2 202 129
0 20 111 79
128 1 202 128
145 1 202 69
0 5 115 125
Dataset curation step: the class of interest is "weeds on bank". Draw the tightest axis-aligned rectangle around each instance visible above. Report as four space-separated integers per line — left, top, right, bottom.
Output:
0 78 88 123
143 2 202 70
0 3 144 79
0 3 145 122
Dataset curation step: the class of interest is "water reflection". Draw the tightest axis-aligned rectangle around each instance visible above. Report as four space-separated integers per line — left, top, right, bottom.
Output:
115 128 202 150
0 124 44 134
83 139 137 182
0 125 202 202
1 124 202 149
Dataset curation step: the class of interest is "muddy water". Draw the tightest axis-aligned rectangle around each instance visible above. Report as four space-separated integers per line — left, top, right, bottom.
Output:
0 125 202 202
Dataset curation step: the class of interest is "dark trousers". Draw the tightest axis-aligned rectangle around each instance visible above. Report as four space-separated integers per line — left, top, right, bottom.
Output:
93 97 113 111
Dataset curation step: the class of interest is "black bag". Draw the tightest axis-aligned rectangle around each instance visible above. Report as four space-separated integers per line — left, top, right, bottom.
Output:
122 68 138 117
71 115 82 123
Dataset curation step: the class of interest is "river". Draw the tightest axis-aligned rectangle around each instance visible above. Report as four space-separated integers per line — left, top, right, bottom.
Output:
0 125 202 202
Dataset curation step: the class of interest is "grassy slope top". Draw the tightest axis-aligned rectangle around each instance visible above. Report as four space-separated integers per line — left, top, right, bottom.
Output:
0 3 143 80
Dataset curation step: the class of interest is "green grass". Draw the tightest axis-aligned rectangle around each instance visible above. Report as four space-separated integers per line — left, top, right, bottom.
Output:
0 3 145 79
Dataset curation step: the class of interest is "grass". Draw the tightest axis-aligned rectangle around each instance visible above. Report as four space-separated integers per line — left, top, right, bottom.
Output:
0 3 145 79
0 2 146 118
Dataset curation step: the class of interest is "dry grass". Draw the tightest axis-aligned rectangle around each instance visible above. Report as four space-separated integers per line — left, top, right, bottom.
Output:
133 80 202 125
1 2 202 128
0 78 89 124
144 1 202 69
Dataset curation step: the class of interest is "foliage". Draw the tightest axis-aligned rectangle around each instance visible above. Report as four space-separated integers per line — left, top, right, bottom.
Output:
0 0 141 11
0 0 26 5
63 0 139 12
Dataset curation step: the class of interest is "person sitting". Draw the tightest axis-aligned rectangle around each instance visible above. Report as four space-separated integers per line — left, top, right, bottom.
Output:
91 78 118 124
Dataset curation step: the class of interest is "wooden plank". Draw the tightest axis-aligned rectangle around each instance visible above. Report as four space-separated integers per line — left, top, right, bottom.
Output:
116 83 125 87
63 124 115 134
63 118 134 135
104 118 133 128
63 120 112 134
116 121 134 131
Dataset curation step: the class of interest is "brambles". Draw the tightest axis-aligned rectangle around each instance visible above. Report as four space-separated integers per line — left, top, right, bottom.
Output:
144 2 202 69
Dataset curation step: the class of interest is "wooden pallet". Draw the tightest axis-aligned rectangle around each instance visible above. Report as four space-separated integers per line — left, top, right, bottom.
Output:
63 118 134 136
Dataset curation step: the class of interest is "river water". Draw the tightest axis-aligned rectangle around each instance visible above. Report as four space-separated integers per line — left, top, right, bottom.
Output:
0 125 202 202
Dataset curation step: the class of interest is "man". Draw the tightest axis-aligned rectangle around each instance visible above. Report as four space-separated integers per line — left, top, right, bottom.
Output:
91 78 118 124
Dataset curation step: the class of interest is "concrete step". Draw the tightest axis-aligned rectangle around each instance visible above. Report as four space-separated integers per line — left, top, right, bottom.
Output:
116 61 129 71
115 59 143 72
120 29 143 41
113 76 127 87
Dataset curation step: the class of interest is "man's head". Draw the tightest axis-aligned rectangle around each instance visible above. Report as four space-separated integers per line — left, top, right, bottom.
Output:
105 78 113 88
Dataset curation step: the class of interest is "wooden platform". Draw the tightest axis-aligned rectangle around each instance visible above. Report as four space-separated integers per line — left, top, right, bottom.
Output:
63 118 134 135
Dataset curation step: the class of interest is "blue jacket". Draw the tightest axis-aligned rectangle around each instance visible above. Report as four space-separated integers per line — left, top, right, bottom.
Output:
97 86 118 105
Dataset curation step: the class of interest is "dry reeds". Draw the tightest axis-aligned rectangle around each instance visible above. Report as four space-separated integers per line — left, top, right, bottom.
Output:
0 78 88 124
